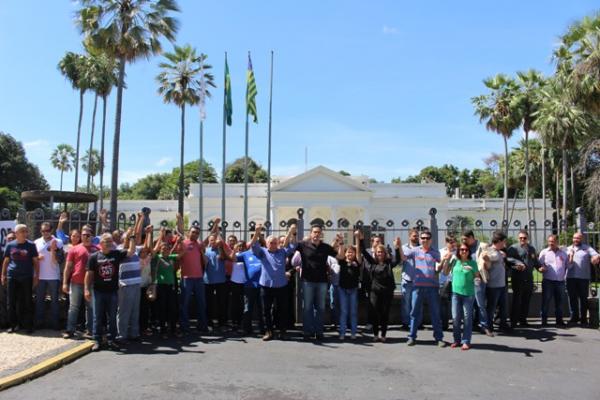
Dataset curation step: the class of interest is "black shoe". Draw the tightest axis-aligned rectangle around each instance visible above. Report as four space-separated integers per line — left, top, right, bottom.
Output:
567 319 579 327
556 321 567 329
7 327 16 334
541 320 549 327
315 333 324 341
303 334 312 341
278 331 287 340
26 328 34 335
519 321 530 327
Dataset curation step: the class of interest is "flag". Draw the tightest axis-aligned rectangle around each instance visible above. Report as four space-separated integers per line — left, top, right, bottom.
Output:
246 52 258 123
224 56 232 126
199 54 206 121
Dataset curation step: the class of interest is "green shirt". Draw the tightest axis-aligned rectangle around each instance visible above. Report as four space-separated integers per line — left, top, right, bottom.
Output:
451 259 477 296
153 254 178 285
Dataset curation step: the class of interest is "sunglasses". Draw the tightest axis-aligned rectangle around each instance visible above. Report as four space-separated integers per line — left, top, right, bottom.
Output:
81 233 92 237
459 248 469 252
41 229 51 233
518 237 528 240
420 237 431 240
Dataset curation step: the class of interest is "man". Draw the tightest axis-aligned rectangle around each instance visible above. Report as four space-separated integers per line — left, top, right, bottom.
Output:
85 228 136 351
506 229 539 327
177 224 209 334
34 222 64 330
251 224 296 340
404 230 445 347
295 225 342 341
204 232 233 332
2 224 39 333
538 235 570 328
63 225 98 338
462 230 492 336
438 235 457 331
485 231 510 332
400 228 419 330
566 232 600 327
0 231 16 328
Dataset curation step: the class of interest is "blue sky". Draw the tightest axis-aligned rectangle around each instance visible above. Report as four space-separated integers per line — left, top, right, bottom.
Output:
1 1 598 190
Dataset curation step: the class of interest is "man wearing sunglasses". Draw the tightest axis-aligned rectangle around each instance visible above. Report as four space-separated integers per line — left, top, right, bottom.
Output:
402 230 445 347
506 229 539 328
34 222 64 330
63 225 99 338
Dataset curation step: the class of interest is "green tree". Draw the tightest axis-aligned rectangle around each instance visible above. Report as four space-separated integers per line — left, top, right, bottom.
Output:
50 144 76 191
225 157 268 183
0 132 49 197
472 74 523 225
58 51 90 191
81 149 102 187
78 0 180 229
156 44 215 214
338 170 351 176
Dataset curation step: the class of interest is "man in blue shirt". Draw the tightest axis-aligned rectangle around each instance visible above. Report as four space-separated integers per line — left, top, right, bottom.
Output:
250 224 297 341
1 224 39 334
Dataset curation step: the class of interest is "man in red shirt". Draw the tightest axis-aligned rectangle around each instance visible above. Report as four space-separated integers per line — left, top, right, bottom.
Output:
62 225 98 338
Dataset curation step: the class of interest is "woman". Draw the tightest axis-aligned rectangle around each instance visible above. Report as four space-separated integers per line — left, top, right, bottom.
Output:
152 229 182 338
359 233 401 342
443 243 480 350
337 231 362 340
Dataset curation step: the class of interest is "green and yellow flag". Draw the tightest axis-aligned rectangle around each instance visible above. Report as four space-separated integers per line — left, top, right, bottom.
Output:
246 52 258 123
224 55 233 126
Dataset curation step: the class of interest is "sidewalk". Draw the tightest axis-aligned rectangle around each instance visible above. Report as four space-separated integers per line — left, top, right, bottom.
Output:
0 330 92 391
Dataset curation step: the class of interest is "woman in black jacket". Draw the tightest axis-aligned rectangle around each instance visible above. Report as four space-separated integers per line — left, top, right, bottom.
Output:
358 234 401 342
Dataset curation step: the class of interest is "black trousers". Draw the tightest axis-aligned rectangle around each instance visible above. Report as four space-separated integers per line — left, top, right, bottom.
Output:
7 277 33 330
156 284 178 333
261 286 288 332
369 290 393 337
206 283 228 327
567 278 589 323
511 279 533 325
229 282 244 327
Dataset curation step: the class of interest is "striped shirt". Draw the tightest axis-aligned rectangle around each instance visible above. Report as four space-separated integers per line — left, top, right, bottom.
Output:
405 247 441 287
118 246 142 286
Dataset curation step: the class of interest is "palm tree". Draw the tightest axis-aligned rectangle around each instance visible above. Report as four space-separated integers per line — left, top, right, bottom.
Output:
472 74 523 225
81 149 102 187
77 0 179 229
50 144 76 191
58 52 90 192
156 45 215 214
516 70 545 225
534 74 591 231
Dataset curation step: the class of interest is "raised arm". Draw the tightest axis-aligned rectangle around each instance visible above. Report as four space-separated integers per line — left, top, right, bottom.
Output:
354 230 363 264
153 227 165 255
144 225 154 253
176 212 184 236
125 227 136 257
98 209 109 231
283 224 297 248
203 217 221 246
134 211 144 246
393 237 406 266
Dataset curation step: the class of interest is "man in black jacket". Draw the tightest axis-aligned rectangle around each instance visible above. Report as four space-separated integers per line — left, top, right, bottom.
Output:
506 229 540 327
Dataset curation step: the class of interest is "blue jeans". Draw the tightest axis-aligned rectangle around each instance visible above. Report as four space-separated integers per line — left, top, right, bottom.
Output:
35 279 60 328
486 286 507 330
409 286 443 341
452 293 475 345
93 290 118 342
117 284 141 339
541 279 566 323
566 278 590 323
66 283 93 334
474 279 488 329
329 284 340 325
400 281 414 326
180 278 207 331
338 287 358 336
243 286 264 334
302 281 327 335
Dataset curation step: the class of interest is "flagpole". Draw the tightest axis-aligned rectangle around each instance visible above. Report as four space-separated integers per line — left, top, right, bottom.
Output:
266 50 274 233
199 120 204 230
243 103 250 242
221 52 228 231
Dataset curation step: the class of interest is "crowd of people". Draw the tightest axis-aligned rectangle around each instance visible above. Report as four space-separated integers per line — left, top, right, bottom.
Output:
1 210 599 352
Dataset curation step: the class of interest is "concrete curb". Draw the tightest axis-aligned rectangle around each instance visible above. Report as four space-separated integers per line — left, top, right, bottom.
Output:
0 341 94 392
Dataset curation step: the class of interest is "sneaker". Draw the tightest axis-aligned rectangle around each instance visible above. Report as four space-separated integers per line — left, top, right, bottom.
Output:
450 342 460 348
407 338 416 346
262 331 273 341
6 327 16 334
461 343 470 351
483 328 494 337
278 332 287 341
62 331 75 339
350 334 357 340
91 341 101 352
82 331 93 340
339 334 345 341
437 341 447 348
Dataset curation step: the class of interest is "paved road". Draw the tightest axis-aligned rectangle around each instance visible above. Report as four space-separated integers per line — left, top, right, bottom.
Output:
2 324 599 400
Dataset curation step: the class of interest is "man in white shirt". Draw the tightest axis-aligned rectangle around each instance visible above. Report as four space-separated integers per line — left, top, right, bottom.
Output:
34 222 64 330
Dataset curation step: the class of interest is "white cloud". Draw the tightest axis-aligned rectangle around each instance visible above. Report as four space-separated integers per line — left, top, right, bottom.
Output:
382 25 399 35
24 139 49 149
156 157 172 167
120 170 153 184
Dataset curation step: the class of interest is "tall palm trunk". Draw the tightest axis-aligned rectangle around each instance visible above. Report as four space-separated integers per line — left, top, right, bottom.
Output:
562 148 568 234
60 170 64 191
541 145 547 234
555 169 560 236
524 129 531 224
99 95 107 211
109 56 126 231
502 134 509 227
74 90 85 191
570 164 576 223
178 103 185 215
86 94 99 193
